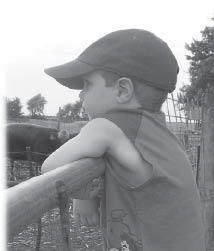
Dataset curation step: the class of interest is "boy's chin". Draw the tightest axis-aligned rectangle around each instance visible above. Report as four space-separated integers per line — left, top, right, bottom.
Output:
89 113 103 120
89 114 98 120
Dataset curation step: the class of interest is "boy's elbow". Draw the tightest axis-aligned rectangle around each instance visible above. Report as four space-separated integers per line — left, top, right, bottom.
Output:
41 159 53 174
41 161 48 174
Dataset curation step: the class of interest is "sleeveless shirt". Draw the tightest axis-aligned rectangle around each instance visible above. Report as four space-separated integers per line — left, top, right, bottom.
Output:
99 109 205 251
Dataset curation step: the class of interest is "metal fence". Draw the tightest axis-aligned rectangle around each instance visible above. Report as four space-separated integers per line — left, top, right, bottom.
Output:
6 93 204 251
164 93 202 183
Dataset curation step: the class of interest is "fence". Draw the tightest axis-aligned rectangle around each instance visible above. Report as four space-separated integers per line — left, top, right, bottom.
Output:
165 91 214 251
164 93 202 182
6 93 213 251
198 91 214 251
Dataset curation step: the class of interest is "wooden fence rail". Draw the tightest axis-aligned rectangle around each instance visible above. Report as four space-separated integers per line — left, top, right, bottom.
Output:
6 158 105 240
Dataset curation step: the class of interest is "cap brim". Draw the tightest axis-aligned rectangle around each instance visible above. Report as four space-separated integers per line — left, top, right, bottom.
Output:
44 59 95 90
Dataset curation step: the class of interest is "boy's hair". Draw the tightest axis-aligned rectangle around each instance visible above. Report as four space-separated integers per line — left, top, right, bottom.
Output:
100 70 168 112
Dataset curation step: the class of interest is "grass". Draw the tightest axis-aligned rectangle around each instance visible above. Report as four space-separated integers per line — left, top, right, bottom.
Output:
8 201 104 251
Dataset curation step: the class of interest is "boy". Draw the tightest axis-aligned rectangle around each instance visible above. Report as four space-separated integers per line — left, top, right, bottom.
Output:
42 29 205 251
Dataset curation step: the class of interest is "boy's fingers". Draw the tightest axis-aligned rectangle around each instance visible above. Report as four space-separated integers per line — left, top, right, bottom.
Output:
86 217 93 226
91 213 100 225
88 181 103 198
75 214 100 226
86 213 100 226
92 177 101 186
88 186 101 198
80 216 89 226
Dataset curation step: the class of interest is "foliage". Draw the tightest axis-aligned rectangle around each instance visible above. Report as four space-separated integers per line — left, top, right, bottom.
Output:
6 97 23 118
57 100 89 122
178 17 214 106
27 94 47 118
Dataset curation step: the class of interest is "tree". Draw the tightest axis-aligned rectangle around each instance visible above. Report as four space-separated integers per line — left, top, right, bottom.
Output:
27 94 47 118
6 97 23 118
178 18 214 250
178 17 214 106
57 100 89 122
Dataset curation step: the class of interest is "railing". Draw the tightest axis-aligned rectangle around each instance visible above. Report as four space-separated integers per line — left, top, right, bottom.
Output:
6 158 105 240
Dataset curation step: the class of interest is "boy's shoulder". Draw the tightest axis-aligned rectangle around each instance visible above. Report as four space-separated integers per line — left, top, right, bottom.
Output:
81 118 125 138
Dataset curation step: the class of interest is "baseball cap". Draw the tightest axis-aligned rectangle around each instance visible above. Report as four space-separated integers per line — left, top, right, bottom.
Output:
44 29 179 93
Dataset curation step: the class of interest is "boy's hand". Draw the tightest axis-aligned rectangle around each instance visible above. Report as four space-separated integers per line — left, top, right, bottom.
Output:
72 176 104 200
73 198 100 227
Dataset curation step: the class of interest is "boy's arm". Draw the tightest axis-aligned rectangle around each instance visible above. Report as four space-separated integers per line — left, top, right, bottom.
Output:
41 118 111 173
41 118 152 186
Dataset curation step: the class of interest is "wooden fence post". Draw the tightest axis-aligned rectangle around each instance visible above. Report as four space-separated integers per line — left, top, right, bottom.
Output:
56 180 71 251
199 90 214 250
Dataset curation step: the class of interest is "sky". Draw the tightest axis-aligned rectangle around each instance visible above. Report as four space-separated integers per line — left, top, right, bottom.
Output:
1 0 214 117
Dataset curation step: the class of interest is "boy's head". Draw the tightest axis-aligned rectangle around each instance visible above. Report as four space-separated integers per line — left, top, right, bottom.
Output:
45 29 179 115
78 69 140 118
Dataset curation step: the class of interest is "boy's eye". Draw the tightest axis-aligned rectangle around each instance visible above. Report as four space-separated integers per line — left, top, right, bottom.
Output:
83 80 91 89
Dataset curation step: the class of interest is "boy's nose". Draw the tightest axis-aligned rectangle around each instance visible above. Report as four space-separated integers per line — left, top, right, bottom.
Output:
79 90 84 101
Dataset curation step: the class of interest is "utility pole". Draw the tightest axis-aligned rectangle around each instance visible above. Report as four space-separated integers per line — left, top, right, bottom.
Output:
199 89 214 250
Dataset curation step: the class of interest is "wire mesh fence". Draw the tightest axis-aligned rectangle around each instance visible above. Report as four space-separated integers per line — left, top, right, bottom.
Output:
6 93 204 251
163 93 202 181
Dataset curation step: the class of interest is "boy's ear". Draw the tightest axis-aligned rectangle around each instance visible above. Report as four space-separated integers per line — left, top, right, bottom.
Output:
116 77 135 103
